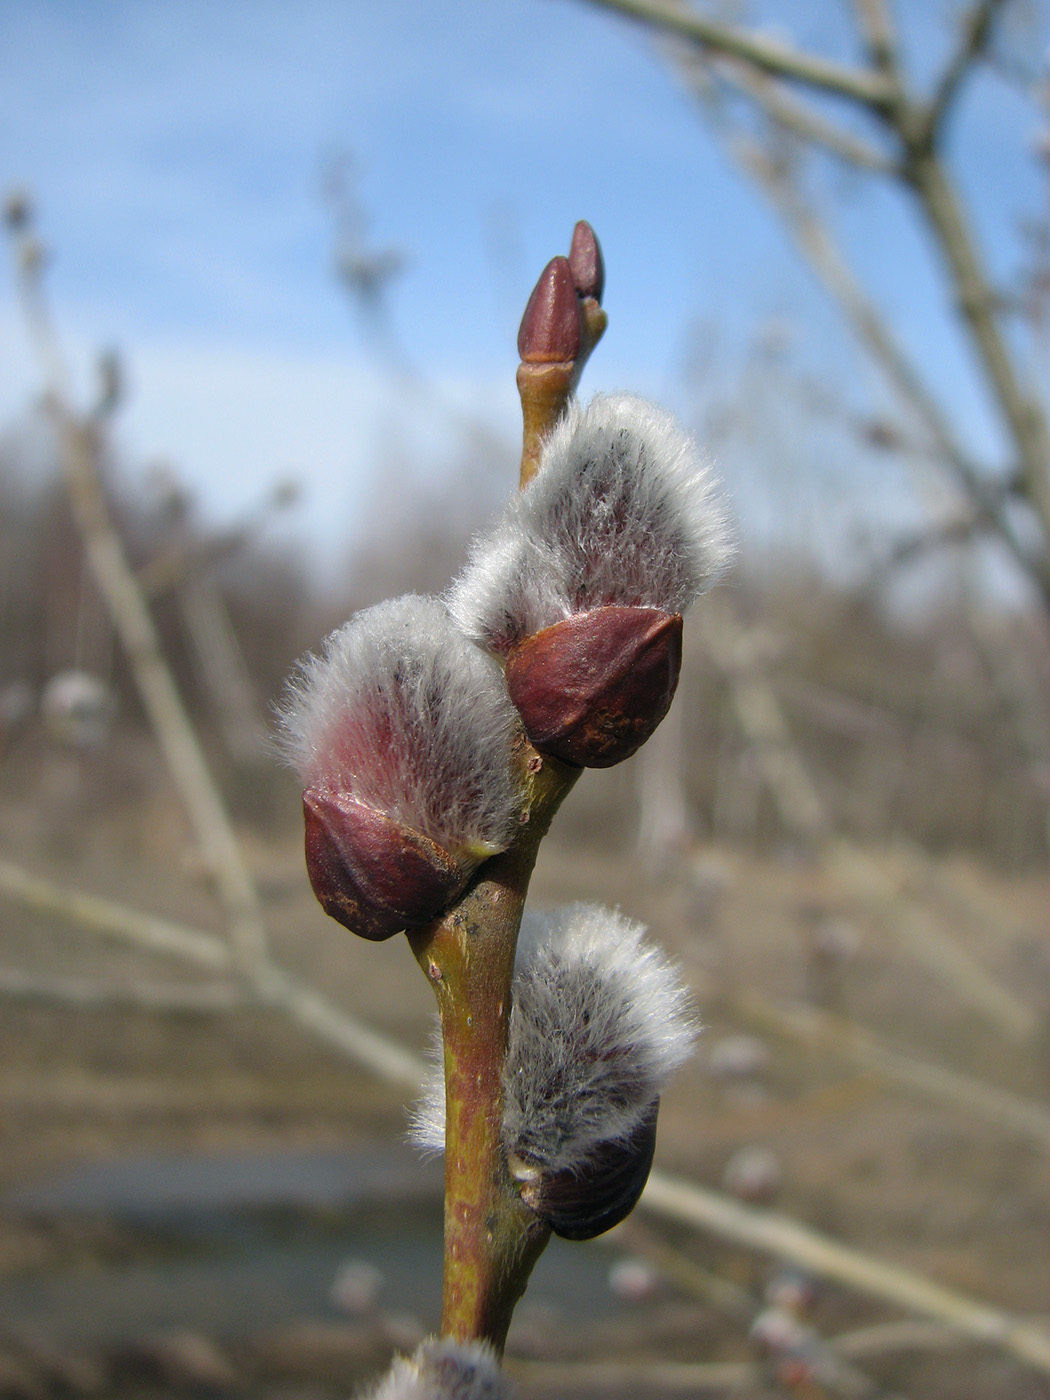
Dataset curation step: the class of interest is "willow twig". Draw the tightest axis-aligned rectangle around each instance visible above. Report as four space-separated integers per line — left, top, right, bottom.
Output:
925 0 1008 142
0 858 231 970
642 1170 1050 1377
830 841 1038 1042
729 985 1050 1150
704 56 895 172
703 604 1041 1044
7 225 271 969
0 966 246 1014
0 858 423 1089
583 0 895 108
724 138 1048 598
853 0 900 77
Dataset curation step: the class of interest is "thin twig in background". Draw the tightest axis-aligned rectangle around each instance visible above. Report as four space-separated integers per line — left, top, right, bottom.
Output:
9 232 271 971
0 965 247 1014
727 986 1050 1150
641 1171 1050 1376
828 841 1038 1042
0 857 231 970
0 858 422 1089
694 55 894 173
509 1317 972 1393
700 600 1042 1043
2 858 1050 1380
580 0 896 107
852 0 899 77
717 126 1042 590
924 0 1007 138
5 851 1046 1145
586 0 1050 610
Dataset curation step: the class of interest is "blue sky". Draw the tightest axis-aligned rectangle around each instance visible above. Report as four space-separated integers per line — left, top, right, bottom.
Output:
1 1 1046 587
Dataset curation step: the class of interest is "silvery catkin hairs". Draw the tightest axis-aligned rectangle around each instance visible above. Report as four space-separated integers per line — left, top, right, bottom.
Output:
449 393 733 653
360 1339 511 1400
278 593 523 855
410 902 698 1172
503 903 698 1171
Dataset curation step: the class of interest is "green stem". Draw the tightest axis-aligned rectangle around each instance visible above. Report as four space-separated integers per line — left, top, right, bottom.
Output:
410 254 597 1349
409 748 579 1351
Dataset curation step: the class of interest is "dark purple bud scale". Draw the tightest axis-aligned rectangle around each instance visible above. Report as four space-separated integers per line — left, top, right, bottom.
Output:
303 789 468 941
568 220 604 303
505 606 683 768
513 1101 659 1240
517 257 582 364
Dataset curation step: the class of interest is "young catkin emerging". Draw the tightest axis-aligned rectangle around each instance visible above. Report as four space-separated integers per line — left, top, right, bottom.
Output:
278 594 523 856
449 393 732 653
360 1339 511 1400
503 903 698 1172
411 903 698 1173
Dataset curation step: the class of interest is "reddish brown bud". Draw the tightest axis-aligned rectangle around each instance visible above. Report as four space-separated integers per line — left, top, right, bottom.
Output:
504 606 683 768
514 1102 658 1240
303 789 469 941
568 220 604 303
517 256 581 364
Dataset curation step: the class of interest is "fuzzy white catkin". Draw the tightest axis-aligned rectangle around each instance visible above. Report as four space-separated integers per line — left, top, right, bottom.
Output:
278 594 523 855
449 393 733 652
411 903 698 1172
360 1339 511 1400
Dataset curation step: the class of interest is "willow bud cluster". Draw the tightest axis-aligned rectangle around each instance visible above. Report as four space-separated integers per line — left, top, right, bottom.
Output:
279 219 732 1395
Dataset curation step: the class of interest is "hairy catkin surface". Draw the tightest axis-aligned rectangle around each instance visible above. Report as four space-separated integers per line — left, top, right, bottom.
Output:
278 594 524 853
410 903 698 1171
360 1339 511 1400
449 393 733 653
503 904 698 1171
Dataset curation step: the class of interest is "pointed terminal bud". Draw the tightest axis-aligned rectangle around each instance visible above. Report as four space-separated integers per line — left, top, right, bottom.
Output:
567 221 608 382
279 596 524 941
504 605 682 768
517 255 581 364
568 220 604 303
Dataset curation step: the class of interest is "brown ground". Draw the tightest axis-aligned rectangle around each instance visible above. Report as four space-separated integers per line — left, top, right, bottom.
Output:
1 733 1049 1398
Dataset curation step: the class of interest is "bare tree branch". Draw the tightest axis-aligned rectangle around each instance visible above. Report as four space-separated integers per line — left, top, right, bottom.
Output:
0 966 247 1014
926 0 1009 141
717 126 1050 601
700 54 895 172
581 0 896 108
642 1170 1050 1378
0 858 232 969
53 414 271 967
0 858 425 1089
701 602 1044 1047
730 980 1050 1150
853 0 901 78
590 2 1050 614
904 146 1050 544
7 227 272 970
